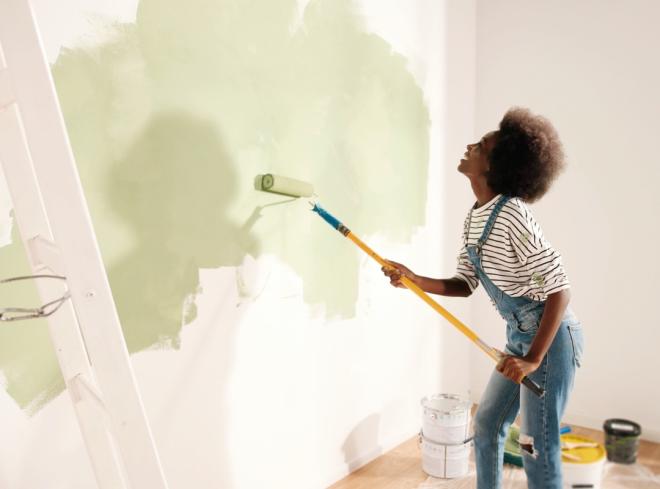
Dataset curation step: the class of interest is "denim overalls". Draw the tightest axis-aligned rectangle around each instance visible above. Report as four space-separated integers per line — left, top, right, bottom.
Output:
468 195 585 489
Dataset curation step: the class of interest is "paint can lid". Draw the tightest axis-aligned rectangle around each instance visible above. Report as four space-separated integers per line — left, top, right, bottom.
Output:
561 434 606 464
420 393 471 415
603 418 642 437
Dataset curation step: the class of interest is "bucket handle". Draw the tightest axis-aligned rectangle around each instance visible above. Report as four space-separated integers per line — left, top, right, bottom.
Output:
418 430 474 449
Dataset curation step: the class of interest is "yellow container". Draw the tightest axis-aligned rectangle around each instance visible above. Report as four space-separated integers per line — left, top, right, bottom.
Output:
561 434 606 489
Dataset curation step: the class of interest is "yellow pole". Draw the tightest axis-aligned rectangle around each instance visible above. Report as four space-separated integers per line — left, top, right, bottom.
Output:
311 202 544 397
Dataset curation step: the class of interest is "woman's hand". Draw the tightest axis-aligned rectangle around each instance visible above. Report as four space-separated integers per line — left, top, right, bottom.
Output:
496 354 541 384
381 260 417 288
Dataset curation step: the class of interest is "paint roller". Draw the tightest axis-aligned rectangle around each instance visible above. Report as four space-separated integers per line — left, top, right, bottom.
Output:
254 175 545 398
254 174 314 198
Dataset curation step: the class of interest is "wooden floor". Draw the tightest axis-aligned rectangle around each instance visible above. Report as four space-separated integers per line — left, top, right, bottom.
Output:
329 423 660 489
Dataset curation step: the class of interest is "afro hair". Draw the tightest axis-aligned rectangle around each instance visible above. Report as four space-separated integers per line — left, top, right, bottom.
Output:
487 107 565 203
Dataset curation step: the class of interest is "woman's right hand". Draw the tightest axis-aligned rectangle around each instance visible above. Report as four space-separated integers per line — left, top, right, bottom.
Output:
381 260 417 288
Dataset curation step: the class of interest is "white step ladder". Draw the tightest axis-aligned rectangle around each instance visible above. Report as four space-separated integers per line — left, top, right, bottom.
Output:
0 1 170 488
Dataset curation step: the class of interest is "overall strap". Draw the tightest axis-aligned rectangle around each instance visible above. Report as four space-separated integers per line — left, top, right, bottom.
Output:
475 195 510 254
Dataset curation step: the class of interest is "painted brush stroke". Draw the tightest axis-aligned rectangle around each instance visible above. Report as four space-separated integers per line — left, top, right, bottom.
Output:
0 0 429 410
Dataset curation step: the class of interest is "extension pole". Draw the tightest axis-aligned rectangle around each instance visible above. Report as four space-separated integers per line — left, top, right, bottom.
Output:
311 203 544 398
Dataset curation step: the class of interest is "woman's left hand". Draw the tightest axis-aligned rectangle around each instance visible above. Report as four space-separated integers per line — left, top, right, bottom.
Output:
496 354 541 384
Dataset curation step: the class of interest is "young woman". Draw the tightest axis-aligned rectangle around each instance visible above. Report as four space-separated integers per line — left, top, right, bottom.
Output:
382 107 584 489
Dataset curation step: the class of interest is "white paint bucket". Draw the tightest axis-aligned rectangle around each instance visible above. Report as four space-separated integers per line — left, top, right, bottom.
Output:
419 432 472 479
420 394 472 445
561 434 606 489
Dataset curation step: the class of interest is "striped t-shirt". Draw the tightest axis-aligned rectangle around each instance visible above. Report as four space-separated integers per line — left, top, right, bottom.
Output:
454 194 570 301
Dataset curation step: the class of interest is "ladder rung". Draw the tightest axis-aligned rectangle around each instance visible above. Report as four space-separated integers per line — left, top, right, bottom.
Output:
70 374 108 416
28 234 64 275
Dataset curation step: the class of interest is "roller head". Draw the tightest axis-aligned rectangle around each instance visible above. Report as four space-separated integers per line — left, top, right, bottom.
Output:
254 173 314 198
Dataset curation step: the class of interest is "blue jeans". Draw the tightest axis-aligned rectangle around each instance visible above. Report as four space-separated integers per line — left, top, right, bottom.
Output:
473 307 584 489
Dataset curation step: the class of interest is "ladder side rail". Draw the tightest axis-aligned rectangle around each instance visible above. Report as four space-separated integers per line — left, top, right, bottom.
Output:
0 104 128 489
0 1 169 487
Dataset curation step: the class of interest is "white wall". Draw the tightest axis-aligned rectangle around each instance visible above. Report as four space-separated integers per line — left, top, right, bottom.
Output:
472 0 660 442
10 2 655 488
0 1 477 488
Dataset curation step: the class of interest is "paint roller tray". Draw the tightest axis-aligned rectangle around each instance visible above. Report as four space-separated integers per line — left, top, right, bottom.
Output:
504 424 523 467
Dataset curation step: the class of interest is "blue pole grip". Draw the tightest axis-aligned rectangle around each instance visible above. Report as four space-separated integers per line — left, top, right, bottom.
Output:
311 203 342 231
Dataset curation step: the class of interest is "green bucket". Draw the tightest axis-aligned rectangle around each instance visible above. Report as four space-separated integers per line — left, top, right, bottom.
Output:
603 418 642 464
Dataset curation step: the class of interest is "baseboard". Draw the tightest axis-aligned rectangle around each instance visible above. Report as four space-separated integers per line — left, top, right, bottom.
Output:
469 398 660 444
322 430 418 488
564 413 660 443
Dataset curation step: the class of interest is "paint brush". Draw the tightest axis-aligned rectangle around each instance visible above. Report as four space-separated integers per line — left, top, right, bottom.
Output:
311 202 545 398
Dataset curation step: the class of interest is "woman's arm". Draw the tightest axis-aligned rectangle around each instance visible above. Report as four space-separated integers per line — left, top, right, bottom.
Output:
381 261 473 297
526 288 571 363
415 275 473 297
498 288 571 382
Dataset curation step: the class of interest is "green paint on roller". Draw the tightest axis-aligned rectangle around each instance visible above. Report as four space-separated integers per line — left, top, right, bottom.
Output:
255 174 314 198
0 0 429 410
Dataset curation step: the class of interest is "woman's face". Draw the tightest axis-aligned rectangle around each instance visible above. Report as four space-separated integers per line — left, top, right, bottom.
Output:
458 130 498 178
